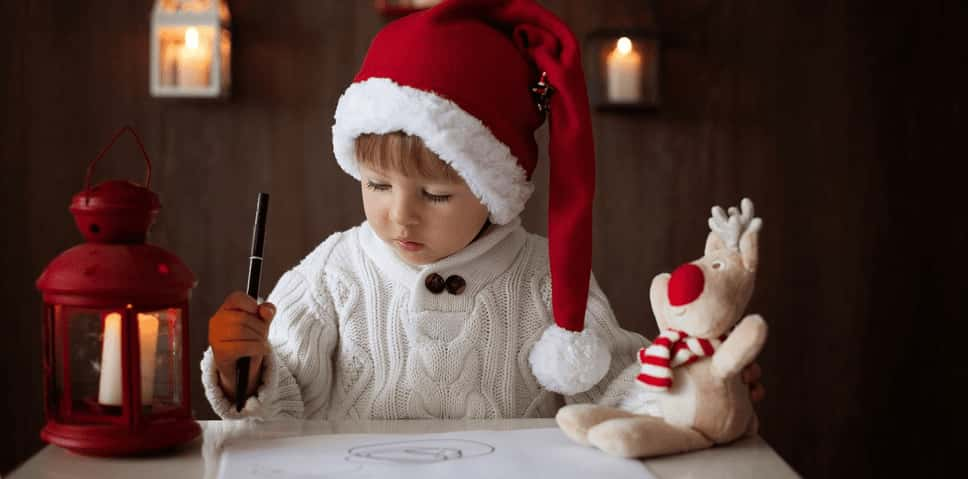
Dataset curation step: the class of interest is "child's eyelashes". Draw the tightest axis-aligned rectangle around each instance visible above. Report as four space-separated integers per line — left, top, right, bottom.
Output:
423 192 451 203
366 180 391 192
365 180 452 203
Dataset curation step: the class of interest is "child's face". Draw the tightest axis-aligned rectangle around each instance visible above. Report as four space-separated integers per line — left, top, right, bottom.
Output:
360 163 490 265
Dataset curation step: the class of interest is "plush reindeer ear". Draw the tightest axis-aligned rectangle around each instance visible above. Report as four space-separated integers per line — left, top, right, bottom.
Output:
704 230 727 255
740 217 762 272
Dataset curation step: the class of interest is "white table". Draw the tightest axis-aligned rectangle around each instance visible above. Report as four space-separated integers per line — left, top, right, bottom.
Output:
8 419 799 478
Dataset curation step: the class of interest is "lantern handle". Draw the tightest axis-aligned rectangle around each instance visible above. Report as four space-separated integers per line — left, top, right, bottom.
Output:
84 126 152 192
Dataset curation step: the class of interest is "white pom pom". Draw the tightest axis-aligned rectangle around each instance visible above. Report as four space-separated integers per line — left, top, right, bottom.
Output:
528 325 611 395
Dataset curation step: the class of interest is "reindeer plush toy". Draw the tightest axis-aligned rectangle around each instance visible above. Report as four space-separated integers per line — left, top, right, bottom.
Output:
556 198 767 458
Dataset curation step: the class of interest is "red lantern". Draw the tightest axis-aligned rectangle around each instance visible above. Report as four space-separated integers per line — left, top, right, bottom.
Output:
36 127 200 456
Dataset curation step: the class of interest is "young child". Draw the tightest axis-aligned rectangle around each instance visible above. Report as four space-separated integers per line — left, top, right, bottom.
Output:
202 0 762 420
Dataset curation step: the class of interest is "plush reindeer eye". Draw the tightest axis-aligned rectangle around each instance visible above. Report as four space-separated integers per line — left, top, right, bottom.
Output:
711 260 725 270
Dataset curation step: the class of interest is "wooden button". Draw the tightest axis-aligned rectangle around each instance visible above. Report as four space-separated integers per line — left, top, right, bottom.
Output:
445 275 466 295
425 273 445 294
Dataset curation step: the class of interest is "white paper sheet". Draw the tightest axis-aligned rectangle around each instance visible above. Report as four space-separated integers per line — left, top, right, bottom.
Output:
217 427 656 479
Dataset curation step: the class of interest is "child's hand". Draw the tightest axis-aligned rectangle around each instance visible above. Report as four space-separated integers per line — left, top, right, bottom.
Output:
208 291 276 399
741 362 766 403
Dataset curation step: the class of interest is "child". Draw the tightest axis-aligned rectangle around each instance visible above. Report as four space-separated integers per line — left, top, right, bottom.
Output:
202 0 762 420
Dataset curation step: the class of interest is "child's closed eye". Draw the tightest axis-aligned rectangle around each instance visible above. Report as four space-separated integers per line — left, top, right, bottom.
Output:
366 180 391 191
422 191 451 203
366 180 451 203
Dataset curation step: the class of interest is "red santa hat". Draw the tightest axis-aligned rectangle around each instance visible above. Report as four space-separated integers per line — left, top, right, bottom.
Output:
332 0 609 395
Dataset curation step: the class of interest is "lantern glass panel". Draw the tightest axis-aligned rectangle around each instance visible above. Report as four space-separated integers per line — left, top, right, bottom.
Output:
47 305 63 421
156 25 216 89
140 308 184 413
59 307 126 421
219 27 231 91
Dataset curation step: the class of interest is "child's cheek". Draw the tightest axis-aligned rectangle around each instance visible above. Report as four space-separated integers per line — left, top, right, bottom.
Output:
361 194 384 227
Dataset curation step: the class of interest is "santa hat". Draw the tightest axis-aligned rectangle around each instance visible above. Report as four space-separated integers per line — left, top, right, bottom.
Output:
331 0 609 395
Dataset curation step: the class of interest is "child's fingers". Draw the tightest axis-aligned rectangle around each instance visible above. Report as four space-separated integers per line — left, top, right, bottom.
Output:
212 340 266 369
212 332 270 361
213 311 270 341
257 302 276 323
221 291 259 314
750 383 766 403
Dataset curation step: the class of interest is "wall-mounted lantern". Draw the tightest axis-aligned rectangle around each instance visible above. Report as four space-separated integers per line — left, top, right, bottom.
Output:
150 0 231 98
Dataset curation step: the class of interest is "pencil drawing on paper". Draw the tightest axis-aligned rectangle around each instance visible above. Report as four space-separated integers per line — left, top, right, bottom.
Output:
218 429 655 479
346 438 496 465
234 438 497 478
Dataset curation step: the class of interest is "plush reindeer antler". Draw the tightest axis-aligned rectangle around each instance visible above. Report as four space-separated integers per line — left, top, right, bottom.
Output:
708 198 762 249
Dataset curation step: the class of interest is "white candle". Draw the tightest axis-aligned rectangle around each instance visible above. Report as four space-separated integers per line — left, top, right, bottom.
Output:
176 27 210 88
97 313 123 405
606 37 642 103
97 312 160 406
138 314 160 404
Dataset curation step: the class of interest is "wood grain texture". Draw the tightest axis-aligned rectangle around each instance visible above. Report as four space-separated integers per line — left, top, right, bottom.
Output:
2 0 964 476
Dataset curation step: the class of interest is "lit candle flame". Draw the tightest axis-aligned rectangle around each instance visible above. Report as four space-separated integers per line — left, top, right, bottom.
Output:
185 27 199 50
616 37 633 56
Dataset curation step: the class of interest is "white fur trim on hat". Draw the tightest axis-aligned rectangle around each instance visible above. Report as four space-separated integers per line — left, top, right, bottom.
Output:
528 324 611 395
332 77 534 225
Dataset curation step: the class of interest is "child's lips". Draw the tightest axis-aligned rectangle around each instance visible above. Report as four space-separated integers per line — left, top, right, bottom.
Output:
394 239 424 252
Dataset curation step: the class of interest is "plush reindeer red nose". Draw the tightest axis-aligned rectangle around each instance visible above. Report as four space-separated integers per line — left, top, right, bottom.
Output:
668 263 704 306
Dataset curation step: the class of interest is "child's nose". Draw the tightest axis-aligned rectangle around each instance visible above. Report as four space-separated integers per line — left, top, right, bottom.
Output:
668 263 704 306
389 195 420 226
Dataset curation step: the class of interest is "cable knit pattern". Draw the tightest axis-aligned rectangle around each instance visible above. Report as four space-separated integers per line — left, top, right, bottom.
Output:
201 219 648 420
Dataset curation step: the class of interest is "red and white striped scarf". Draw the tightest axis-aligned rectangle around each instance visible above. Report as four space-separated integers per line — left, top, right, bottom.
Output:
636 329 726 391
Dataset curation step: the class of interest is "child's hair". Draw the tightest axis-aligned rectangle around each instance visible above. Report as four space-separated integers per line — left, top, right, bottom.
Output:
355 131 463 183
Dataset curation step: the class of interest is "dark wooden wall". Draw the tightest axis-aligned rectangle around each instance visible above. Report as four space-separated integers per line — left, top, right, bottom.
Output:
2 0 964 476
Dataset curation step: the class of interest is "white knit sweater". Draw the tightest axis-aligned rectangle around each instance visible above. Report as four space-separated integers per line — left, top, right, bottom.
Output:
201 218 649 420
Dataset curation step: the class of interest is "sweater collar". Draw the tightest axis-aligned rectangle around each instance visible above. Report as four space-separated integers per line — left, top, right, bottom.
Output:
359 217 526 293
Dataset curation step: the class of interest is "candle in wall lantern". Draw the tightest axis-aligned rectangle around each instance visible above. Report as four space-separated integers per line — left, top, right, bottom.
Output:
176 27 210 88
98 312 160 406
606 37 642 103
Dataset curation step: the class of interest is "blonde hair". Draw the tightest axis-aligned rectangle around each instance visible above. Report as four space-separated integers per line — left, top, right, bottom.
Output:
355 132 463 183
